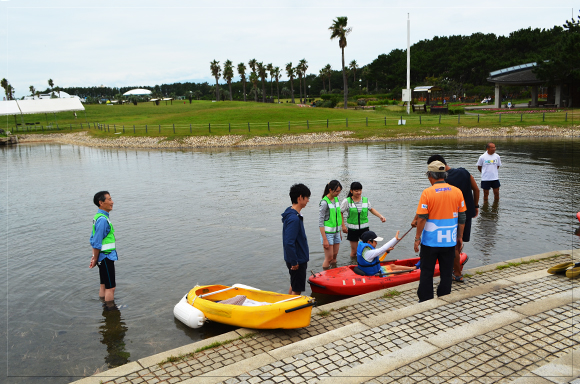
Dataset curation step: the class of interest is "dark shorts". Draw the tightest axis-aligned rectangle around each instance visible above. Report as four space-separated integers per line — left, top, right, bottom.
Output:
286 262 307 293
481 180 500 190
346 227 370 242
462 216 472 243
98 257 116 289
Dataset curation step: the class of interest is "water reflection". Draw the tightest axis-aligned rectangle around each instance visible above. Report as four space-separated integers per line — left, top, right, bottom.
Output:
474 200 500 263
99 305 130 368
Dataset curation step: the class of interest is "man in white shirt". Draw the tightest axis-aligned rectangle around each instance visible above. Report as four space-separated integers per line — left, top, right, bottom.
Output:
477 142 502 201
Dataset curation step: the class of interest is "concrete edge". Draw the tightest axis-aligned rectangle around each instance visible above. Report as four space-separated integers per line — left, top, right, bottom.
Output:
313 280 421 313
512 287 580 317
504 269 551 284
439 279 514 304
360 298 446 328
268 322 369 360
528 345 580 382
427 310 525 349
74 362 143 383
137 330 243 368
192 353 277 384
317 341 439 384
463 250 574 276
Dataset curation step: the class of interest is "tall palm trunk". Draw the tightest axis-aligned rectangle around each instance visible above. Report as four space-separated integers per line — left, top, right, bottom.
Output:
228 81 233 101
298 74 303 104
341 47 348 109
276 80 280 103
242 79 246 101
290 77 295 103
215 77 220 101
261 80 266 103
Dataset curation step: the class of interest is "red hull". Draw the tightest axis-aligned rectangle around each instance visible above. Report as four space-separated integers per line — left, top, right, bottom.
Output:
308 253 468 296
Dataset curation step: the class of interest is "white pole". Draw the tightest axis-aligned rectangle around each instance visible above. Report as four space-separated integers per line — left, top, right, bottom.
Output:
406 13 411 115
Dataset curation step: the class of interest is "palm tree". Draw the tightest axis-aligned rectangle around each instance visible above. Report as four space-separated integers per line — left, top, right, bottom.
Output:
324 64 332 92
29 85 36 98
249 72 259 102
329 17 352 109
295 65 303 104
285 63 296 103
223 60 234 101
248 59 257 74
1 78 11 100
237 62 247 101
349 60 359 83
319 69 326 92
210 60 221 101
48 78 54 97
298 59 308 101
256 62 267 103
273 66 281 103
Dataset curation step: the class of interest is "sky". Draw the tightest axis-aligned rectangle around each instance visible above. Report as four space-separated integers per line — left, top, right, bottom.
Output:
0 0 577 98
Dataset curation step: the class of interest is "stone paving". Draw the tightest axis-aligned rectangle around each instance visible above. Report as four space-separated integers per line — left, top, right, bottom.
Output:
76 251 579 384
214 276 576 383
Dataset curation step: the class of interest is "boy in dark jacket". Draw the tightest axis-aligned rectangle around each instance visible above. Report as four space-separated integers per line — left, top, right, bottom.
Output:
282 183 311 295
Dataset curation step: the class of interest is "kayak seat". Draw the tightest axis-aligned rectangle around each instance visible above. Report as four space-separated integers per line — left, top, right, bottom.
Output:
353 267 366 276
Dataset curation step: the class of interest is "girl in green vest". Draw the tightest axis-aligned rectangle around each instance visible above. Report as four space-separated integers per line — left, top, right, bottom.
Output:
340 182 386 259
319 180 343 270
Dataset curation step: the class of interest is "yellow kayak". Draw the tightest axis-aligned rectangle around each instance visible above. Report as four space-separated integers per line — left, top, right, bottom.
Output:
186 285 315 329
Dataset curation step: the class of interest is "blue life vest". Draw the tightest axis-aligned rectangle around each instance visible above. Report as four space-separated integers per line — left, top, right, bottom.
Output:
356 242 382 276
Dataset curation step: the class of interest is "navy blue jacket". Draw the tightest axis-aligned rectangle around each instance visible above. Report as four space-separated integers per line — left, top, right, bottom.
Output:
282 207 309 265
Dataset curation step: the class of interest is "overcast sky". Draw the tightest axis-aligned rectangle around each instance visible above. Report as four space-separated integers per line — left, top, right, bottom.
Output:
0 0 576 98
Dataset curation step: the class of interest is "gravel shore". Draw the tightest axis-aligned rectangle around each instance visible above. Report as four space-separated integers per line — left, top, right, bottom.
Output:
16 125 579 149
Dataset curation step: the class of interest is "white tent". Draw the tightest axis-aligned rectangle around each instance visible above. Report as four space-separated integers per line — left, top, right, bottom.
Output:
0 100 21 116
17 98 85 114
123 88 152 96
0 98 85 116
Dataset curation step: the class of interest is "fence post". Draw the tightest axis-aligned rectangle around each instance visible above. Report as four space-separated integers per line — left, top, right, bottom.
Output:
173 124 175 134
366 117 368 127
520 114 522 122
209 123 211 133
565 112 567 122
70 124 72 130
346 118 348 128
384 116 386 126
307 120 309 129
107 124 109 132
543 112 545 122
248 122 250 132
123 125 125 133
191 124 193 133
400 116 402 124
419 115 421 125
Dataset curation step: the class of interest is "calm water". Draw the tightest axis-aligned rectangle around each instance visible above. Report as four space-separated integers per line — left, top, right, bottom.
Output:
1 138 579 383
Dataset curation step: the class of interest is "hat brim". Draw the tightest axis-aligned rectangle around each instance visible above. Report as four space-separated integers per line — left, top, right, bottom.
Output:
374 237 384 242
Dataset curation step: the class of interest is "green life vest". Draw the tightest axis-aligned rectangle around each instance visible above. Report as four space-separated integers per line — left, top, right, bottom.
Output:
346 197 369 230
321 196 342 233
92 213 116 254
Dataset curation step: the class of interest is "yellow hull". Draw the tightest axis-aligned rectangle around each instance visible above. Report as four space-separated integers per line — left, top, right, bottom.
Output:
187 285 315 329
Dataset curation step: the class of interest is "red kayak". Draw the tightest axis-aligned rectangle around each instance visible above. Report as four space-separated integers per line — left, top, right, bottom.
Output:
308 253 468 296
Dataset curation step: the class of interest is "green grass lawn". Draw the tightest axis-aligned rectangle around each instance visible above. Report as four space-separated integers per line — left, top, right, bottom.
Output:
4 100 577 139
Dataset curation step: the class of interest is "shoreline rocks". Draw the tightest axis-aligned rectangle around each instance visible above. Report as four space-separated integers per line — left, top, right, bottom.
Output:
16 126 579 149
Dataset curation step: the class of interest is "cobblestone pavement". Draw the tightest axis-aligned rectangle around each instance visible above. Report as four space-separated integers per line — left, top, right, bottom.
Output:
87 252 578 384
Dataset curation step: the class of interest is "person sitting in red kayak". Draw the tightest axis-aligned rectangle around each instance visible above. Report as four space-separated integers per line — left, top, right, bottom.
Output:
357 231 417 276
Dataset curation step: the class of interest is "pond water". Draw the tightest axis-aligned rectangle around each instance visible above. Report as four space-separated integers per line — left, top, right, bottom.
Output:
1 138 579 383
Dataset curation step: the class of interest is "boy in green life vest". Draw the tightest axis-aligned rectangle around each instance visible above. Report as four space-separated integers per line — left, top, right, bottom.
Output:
90 191 118 309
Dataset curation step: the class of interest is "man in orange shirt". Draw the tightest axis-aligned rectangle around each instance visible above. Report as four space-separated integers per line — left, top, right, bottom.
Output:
412 160 466 302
